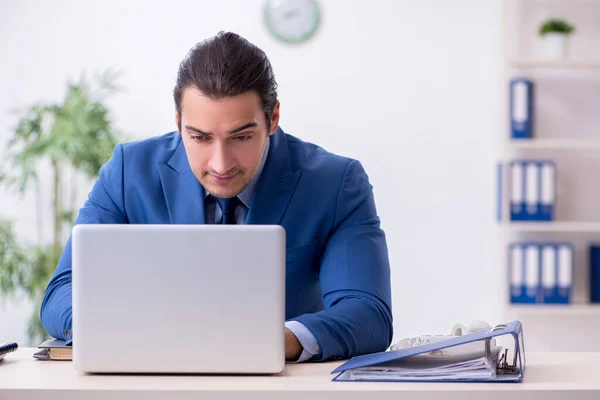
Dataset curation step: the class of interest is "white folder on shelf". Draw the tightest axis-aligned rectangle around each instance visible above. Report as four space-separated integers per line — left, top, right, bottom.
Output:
524 244 540 303
525 162 539 220
510 162 525 221
557 244 573 303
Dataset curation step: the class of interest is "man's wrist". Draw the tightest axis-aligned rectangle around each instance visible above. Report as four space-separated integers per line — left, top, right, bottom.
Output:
285 328 303 361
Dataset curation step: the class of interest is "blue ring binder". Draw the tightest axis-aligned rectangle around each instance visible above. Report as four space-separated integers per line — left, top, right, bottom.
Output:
331 321 525 383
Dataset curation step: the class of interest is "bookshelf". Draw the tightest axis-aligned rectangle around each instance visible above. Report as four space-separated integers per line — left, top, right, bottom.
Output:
507 304 600 317
504 222 600 233
508 60 600 69
506 139 600 150
500 0 600 352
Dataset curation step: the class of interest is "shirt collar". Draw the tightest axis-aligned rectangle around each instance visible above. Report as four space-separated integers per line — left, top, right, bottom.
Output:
204 137 270 209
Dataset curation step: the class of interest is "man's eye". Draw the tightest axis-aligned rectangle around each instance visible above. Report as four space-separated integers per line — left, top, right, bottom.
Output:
191 135 210 142
235 135 252 141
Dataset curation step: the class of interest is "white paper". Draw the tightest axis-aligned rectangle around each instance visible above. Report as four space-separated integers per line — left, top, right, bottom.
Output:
342 346 502 381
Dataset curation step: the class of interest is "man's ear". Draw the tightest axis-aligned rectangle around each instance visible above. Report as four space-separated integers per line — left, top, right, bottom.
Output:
268 102 280 136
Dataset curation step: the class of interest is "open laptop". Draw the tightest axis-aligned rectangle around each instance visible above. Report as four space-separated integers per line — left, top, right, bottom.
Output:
71 224 286 374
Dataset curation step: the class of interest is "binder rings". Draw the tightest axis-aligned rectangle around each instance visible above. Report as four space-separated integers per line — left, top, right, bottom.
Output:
510 78 534 139
331 321 525 383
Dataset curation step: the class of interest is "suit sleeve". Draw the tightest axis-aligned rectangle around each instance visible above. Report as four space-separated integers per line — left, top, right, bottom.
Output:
291 160 393 361
40 144 128 341
285 320 320 362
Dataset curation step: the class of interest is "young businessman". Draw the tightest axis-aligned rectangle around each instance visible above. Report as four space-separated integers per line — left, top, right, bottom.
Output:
40 31 393 362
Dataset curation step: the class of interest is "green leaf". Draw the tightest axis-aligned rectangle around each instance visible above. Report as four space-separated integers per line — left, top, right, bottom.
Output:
59 210 75 223
0 220 29 295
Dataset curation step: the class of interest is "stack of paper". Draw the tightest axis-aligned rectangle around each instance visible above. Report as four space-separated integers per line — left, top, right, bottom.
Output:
338 346 502 382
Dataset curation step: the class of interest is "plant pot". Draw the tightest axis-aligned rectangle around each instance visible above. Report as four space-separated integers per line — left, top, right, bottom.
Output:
540 32 570 60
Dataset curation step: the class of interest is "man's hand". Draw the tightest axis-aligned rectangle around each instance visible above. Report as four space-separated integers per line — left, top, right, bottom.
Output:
285 328 303 361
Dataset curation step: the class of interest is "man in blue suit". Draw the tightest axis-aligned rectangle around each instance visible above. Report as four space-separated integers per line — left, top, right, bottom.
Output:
41 31 392 362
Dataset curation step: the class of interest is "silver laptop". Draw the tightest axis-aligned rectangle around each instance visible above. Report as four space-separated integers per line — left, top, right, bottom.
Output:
71 224 286 374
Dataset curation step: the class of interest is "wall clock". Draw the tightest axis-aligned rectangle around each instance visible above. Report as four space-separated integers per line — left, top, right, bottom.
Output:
264 0 321 44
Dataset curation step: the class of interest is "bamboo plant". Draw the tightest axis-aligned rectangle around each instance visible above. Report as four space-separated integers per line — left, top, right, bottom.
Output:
0 70 124 343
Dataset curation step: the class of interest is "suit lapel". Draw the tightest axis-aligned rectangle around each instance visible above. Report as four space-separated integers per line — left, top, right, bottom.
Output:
246 128 301 225
158 138 206 224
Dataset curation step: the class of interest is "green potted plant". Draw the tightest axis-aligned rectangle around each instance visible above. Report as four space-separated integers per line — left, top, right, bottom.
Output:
0 70 124 344
538 18 576 59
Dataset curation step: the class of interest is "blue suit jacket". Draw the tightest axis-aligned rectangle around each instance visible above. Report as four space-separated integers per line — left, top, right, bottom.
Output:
40 127 393 361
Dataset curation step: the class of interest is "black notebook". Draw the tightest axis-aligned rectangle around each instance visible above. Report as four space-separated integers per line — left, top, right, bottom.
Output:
0 342 18 361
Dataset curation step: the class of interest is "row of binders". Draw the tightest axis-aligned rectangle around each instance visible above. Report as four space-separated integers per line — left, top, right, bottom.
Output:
509 242 573 304
510 160 555 221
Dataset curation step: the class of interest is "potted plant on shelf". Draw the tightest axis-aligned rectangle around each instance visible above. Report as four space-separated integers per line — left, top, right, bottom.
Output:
538 18 576 60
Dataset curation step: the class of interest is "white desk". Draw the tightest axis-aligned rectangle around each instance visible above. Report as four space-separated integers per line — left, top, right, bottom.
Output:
1 348 599 400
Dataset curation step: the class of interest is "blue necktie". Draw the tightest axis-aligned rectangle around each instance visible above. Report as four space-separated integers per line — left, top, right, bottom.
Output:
216 197 240 224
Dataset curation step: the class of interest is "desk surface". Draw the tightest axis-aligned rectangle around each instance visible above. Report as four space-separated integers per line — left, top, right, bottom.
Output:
1 348 599 400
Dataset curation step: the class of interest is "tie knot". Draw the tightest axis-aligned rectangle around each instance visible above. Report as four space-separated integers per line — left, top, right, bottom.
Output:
216 196 240 224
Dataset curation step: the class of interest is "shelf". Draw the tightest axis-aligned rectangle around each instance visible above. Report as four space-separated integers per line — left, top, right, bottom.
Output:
506 304 600 316
508 60 600 69
507 139 600 150
502 222 600 233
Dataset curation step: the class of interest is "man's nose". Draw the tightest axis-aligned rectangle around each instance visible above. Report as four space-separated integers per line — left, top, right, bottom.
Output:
209 142 235 175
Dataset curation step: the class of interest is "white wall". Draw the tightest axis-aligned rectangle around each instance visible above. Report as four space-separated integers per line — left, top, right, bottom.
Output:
0 0 503 346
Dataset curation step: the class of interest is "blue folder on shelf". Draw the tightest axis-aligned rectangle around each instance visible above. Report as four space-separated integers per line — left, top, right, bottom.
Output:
509 78 534 139
331 321 525 383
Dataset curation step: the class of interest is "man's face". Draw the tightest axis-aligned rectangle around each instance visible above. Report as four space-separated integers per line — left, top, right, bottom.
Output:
176 86 279 199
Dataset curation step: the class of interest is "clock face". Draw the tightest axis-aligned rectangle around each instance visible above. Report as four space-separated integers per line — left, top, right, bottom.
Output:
264 0 320 44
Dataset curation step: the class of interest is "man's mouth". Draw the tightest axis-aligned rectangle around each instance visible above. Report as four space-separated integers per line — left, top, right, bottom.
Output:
210 172 238 183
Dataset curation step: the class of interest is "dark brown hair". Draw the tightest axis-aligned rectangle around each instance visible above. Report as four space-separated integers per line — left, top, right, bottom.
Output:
173 31 278 131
